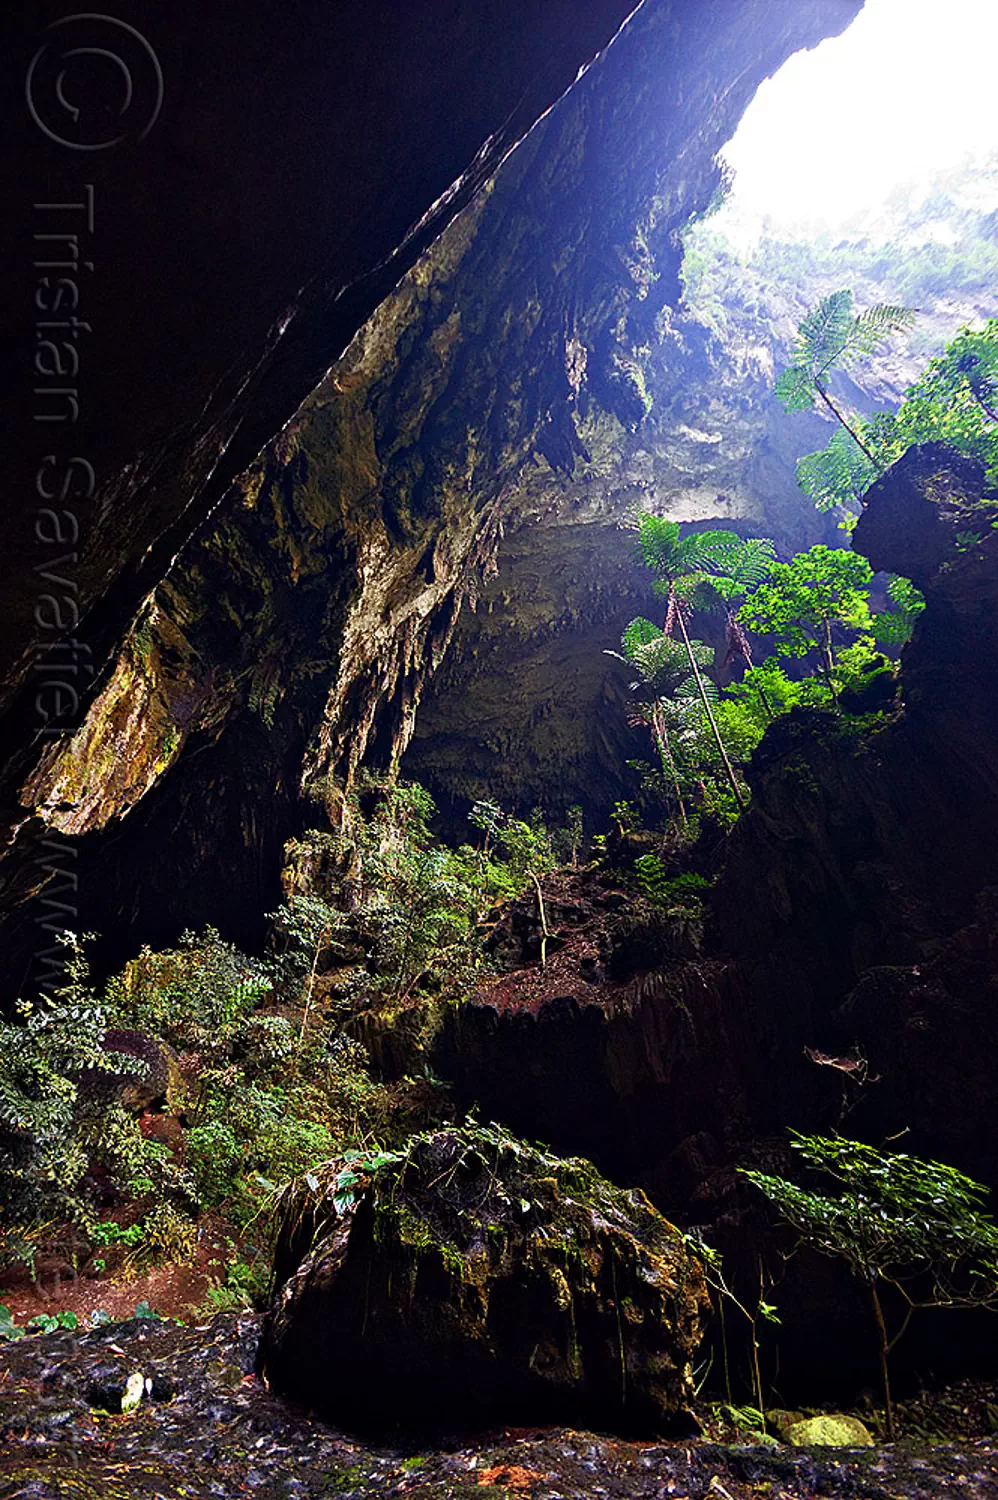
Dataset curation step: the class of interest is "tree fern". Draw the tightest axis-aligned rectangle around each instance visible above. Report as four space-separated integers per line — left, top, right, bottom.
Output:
795 426 880 512
612 619 712 693
789 318 998 518
776 290 856 409
630 513 749 810
776 290 915 470
620 615 668 657
776 290 916 408
697 535 777 601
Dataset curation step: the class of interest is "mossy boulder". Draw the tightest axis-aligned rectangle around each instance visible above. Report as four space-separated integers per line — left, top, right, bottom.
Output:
785 1414 874 1447
260 1124 708 1435
765 1407 807 1438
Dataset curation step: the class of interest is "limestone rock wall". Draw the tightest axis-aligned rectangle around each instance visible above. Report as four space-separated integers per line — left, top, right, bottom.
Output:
0 0 862 988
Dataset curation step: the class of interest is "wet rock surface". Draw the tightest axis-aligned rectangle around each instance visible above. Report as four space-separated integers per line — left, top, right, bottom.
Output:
3 1313 998 1498
261 1125 709 1436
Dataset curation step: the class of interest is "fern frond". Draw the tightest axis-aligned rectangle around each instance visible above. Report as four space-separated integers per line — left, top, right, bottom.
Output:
631 636 691 684
796 427 879 510
776 290 916 411
621 617 664 658
710 536 777 591
849 303 917 360
775 365 818 412
635 515 681 573
796 289 855 377
872 574 926 647
886 575 925 613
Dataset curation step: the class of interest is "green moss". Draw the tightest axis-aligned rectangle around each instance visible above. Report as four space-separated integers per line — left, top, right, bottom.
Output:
281 1122 705 1375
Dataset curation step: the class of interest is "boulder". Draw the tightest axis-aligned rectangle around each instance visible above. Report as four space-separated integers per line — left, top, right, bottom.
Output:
785 1414 874 1447
261 1124 708 1435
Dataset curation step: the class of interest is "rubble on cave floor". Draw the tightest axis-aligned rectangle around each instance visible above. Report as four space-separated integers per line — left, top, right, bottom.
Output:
2 1311 998 1498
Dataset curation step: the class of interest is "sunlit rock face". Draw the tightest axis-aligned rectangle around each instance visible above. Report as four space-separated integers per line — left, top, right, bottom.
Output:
0 0 862 987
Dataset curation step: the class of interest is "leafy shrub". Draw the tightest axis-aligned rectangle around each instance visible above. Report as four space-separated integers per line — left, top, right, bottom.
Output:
134 1202 199 1268
743 1132 998 1438
0 936 142 1252
634 858 711 908
186 1120 242 1208
104 928 268 1059
202 1246 270 1313
633 854 672 903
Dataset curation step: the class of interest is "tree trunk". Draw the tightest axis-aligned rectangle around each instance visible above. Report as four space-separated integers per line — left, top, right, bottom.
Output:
815 380 883 471
674 602 746 811
652 702 687 829
822 617 839 705
869 1278 895 1441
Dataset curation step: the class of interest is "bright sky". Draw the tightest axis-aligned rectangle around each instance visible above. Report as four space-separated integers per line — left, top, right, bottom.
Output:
719 0 998 238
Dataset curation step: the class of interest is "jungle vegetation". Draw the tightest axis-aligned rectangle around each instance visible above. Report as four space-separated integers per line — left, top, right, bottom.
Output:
0 780 569 1315
744 1134 998 1439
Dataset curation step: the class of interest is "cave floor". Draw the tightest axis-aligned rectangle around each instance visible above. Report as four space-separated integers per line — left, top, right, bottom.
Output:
1 1312 997 1499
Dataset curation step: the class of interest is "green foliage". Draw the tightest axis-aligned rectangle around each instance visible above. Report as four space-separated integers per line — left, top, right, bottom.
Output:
794 320 998 513
695 536 777 608
0 1304 24 1340
614 515 915 841
738 546 874 680
864 320 998 484
632 854 672 903
90 1218 144 1249
612 617 713 697
614 520 916 840
0 935 139 1250
774 290 915 414
266 895 350 1008
795 426 879 513
633 516 756 617
552 804 585 866
330 778 554 1007
743 1132 998 1293
724 657 831 722
201 1246 270 1314
624 517 765 820
0 1302 156 1341
104 928 269 1059
0 776 571 1302
743 1132 998 1436
80 1099 191 1214
185 1120 242 1208
633 858 710 909
872 576 926 648
681 158 998 349
26 1309 79 1334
